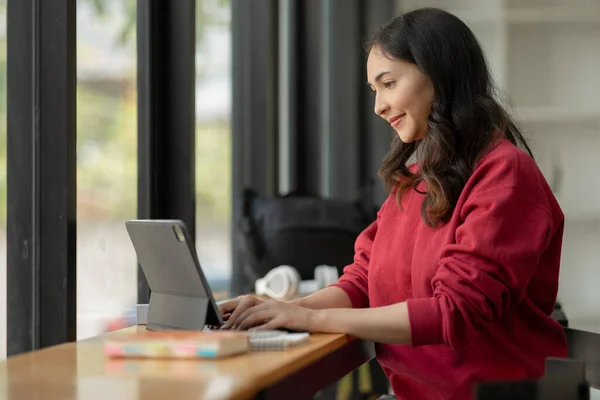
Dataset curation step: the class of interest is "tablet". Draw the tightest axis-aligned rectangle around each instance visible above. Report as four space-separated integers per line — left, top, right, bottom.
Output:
125 219 224 331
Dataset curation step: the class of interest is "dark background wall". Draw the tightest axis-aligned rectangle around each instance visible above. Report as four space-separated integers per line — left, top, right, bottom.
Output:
231 0 396 295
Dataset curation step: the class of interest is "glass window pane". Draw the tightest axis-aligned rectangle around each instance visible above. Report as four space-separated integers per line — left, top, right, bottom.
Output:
76 0 137 339
195 0 232 300
0 0 6 360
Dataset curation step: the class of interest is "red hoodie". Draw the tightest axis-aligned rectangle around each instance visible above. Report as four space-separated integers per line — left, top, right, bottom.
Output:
332 139 568 399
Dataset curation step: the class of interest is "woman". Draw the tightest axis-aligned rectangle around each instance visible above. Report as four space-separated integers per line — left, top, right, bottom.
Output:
219 7 568 399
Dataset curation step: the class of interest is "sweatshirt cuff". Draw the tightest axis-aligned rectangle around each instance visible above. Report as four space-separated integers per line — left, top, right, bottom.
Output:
328 282 369 309
407 297 444 346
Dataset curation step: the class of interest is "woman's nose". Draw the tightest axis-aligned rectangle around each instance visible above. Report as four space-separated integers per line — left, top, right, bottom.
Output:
374 94 389 117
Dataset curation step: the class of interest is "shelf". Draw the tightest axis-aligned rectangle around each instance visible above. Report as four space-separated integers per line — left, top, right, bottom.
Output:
398 1 502 26
407 6 600 25
564 212 600 223
444 9 501 25
533 132 600 223
507 23 600 111
559 204 600 224
514 108 600 124
507 6 600 24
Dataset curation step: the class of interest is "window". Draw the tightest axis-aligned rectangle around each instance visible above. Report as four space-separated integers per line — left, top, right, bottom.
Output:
0 0 6 359
76 0 137 339
195 0 232 300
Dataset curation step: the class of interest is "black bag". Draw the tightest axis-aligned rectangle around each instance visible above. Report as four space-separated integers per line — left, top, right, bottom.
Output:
237 187 378 285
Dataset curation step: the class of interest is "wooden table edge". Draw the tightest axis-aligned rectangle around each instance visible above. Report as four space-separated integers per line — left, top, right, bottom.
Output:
250 335 375 399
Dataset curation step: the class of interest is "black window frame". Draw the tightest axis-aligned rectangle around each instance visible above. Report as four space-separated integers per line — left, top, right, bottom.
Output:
136 0 197 304
6 0 77 355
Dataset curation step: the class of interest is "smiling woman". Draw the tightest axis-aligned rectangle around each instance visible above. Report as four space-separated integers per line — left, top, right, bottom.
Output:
221 7 569 400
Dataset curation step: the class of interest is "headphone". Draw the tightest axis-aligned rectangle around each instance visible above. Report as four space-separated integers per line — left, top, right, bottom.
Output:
255 265 339 300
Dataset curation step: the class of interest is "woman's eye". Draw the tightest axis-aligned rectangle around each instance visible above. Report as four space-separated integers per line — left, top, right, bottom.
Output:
383 81 395 89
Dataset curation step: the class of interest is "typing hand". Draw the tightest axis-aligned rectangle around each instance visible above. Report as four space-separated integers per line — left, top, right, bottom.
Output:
227 299 314 332
219 295 266 330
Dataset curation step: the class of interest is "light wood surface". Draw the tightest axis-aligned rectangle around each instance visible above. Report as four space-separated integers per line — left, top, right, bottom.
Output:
0 326 359 400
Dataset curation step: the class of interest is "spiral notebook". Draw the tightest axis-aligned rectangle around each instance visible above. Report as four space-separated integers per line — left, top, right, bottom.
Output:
247 330 310 351
203 327 311 351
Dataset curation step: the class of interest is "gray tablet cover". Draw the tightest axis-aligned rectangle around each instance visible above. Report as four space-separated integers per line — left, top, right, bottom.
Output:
125 219 223 331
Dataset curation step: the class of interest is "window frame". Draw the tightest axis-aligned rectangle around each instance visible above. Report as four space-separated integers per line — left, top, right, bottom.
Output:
136 0 197 304
6 0 77 355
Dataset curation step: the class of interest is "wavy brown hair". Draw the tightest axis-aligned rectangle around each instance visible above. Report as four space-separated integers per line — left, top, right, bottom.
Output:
367 8 533 227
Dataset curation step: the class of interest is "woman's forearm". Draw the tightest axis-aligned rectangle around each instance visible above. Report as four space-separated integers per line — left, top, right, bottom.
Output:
290 286 353 310
309 302 412 344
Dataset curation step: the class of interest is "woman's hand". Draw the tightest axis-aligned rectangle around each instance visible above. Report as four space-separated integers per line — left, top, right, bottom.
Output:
220 296 315 332
218 295 266 329
219 287 353 330
233 299 315 331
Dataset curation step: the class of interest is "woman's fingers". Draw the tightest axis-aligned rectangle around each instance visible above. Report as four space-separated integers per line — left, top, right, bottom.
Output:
218 298 240 316
233 300 282 330
223 301 252 329
231 302 261 330
222 296 262 329
236 309 275 331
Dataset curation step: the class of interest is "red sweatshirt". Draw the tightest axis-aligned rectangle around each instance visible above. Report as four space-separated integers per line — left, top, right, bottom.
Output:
332 139 568 399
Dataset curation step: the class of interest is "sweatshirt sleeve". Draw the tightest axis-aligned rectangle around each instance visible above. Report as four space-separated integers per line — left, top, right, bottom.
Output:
406 186 559 349
329 198 388 308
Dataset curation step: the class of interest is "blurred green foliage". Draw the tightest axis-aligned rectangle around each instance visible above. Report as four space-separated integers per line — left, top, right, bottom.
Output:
0 0 231 225
196 123 231 221
76 83 138 219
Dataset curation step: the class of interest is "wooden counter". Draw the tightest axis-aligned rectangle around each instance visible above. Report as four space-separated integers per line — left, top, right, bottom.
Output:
0 326 373 400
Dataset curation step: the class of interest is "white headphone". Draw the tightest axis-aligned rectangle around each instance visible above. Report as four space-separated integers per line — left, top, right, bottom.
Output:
255 265 339 300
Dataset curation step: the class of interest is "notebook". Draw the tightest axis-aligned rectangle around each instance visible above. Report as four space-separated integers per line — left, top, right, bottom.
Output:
204 327 311 351
103 330 250 359
248 331 310 351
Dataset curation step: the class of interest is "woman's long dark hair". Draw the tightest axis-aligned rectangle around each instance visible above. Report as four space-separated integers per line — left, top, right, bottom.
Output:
367 8 532 227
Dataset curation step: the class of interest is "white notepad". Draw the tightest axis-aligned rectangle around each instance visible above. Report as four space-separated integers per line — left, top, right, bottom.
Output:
249 331 310 351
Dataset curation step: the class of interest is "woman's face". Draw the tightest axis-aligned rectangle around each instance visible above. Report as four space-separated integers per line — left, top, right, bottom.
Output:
367 47 434 143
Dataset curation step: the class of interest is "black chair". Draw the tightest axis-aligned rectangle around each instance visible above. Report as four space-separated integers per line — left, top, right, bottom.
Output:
475 327 600 400
565 328 600 391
